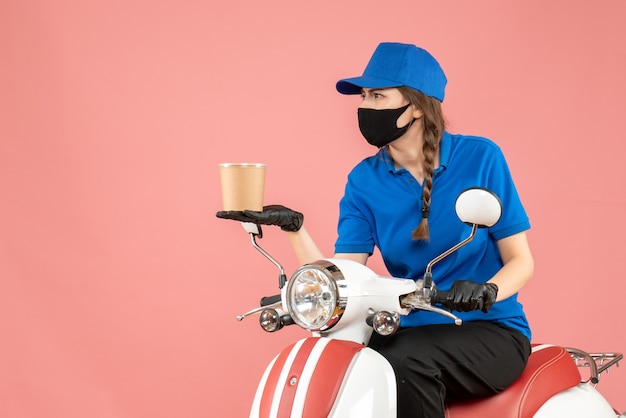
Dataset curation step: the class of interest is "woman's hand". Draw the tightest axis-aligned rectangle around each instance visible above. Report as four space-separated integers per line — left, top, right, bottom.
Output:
442 280 499 313
216 204 303 232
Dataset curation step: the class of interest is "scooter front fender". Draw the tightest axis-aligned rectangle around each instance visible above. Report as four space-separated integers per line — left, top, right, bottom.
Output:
250 337 396 418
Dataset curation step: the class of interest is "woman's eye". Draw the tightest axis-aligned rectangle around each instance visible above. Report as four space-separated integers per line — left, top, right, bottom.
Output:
360 91 383 100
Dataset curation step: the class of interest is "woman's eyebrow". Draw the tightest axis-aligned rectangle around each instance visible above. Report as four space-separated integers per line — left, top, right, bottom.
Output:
362 88 383 94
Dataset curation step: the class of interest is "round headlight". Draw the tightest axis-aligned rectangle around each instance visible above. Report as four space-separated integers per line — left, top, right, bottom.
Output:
286 262 341 331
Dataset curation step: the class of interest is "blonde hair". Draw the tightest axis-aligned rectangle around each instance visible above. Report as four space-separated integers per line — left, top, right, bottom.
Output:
397 86 446 241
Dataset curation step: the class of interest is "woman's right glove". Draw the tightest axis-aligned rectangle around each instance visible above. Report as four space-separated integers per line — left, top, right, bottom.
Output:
215 204 303 232
443 280 498 313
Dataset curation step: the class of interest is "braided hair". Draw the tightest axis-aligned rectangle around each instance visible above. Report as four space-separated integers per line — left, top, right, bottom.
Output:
397 86 446 241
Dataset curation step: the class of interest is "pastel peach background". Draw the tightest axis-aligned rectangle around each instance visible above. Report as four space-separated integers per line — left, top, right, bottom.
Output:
2 1 625 417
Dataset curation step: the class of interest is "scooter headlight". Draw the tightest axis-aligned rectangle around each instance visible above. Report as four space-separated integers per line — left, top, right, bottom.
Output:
286 261 344 331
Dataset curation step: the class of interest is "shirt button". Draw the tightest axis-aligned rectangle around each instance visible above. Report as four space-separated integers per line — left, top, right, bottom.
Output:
409 179 414 183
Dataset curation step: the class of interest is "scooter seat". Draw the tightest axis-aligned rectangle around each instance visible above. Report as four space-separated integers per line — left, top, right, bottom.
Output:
445 344 581 418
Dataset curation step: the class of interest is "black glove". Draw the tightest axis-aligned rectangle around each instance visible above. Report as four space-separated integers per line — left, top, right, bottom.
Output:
443 280 498 313
216 204 303 232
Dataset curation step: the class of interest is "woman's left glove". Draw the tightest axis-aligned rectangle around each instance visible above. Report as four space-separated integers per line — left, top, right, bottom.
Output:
216 204 303 232
443 280 498 313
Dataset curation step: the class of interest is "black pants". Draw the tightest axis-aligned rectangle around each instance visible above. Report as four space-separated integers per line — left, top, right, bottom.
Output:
368 321 531 418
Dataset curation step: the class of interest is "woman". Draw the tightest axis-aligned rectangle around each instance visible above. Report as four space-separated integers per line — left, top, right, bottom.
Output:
217 42 533 418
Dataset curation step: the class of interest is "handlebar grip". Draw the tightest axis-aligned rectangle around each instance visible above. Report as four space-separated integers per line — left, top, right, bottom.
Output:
260 294 281 306
432 290 449 305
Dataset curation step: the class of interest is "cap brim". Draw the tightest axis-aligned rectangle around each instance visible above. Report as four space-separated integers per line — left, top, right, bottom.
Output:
336 76 402 95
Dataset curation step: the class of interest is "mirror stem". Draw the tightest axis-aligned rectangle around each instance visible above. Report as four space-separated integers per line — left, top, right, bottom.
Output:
423 224 478 292
249 233 287 289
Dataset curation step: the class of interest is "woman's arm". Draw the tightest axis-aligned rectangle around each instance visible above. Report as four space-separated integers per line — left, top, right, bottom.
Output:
489 231 534 301
285 226 325 265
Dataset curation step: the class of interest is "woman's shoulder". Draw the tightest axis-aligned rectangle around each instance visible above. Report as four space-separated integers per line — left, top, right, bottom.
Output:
448 132 501 149
446 132 504 158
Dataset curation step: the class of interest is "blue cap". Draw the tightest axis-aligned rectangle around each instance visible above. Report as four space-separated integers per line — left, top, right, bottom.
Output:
336 42 447 102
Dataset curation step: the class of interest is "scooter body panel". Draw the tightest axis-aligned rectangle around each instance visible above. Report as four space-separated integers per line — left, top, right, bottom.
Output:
533 383 618 417
250 337 396 418
328 346 396 418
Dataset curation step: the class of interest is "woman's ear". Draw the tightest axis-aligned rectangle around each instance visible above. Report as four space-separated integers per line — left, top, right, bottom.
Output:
412 105 424 119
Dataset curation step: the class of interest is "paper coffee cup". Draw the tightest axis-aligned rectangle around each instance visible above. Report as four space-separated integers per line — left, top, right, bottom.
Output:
218 163 266 211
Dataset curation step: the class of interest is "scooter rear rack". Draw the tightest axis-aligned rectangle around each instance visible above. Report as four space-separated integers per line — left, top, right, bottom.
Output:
565 348 623 385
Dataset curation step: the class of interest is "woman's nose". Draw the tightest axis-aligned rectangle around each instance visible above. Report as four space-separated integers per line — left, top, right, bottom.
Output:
359 97 374 109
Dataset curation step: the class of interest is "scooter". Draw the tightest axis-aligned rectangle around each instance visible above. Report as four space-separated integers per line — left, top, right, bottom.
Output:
227 188 624 417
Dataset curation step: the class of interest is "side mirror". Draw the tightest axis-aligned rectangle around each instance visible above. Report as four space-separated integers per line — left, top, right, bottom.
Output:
455 187 502 228
422 188 502 304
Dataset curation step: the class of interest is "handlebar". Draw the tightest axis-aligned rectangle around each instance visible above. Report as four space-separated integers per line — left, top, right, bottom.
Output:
431 289 449 306
260 294 281 306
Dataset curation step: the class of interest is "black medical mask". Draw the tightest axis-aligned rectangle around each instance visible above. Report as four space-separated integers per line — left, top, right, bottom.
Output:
357 103 414 148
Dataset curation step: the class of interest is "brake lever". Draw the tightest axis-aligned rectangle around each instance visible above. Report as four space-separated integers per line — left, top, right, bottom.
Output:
236 301 282 321
401 292 462 326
